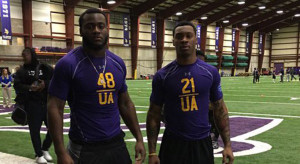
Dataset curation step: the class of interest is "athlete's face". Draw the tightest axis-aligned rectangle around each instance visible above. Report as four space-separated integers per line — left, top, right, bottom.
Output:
80 13 108 50
22 49 32 64
173 25 196 57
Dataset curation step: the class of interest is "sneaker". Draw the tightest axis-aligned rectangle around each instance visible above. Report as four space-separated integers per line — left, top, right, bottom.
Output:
212 140 219 149
42 151 53 162
3 105 7 108
7 105 12 108
36 156 47 164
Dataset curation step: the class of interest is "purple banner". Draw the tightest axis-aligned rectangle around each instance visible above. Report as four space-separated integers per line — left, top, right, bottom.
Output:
258 33 263 55
196 24 201 50
215 27 220 52
232 29 236 52
0 0 12 40
123 14 129 46
151 18 156 48
246 32 250 54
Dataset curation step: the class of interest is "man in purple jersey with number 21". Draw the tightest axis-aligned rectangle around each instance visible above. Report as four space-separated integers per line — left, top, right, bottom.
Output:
146 21 234 164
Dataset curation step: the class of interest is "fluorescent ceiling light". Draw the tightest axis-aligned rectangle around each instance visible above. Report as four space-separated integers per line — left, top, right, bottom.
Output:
176 12 182 16
294 14 300 17
242 23 248 26
258 6 266 10
276 29 279 31
223 20 229 23
276 10 283 14
201 16 207 20
107 0 116 4
238 1 245 5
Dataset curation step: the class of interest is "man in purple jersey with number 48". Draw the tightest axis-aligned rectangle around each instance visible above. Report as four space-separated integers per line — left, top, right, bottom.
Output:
146 21 234 164
47 8 145 164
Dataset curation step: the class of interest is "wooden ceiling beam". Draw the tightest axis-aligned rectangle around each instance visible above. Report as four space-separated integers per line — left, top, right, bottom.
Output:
236 1 300 29
64 0 81 8
157 0 199 19
201 0 261 25
262 17 300 33
221 0 283 27
130 0 166 17
247 9 300 32
101 0 127 10
180 0 233 21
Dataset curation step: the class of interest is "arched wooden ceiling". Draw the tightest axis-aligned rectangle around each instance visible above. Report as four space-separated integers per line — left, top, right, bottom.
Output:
80 0 300 33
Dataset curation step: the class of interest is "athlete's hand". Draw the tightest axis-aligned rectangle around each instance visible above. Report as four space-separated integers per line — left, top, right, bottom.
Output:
135 140 146 164
222 146 234 164
57 152 74 164
148 155 160 164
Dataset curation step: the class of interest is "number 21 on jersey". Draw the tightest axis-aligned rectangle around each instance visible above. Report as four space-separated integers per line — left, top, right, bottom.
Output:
180 77 199 112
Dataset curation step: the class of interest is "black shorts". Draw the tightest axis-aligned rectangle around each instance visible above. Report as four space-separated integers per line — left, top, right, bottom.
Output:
68 132 132 164
159 130 214 164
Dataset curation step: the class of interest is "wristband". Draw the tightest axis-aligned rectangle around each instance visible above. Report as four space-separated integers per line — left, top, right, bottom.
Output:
148 153 157 157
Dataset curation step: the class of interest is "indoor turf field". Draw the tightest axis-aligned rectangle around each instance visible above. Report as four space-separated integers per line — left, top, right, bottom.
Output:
0 75 299 164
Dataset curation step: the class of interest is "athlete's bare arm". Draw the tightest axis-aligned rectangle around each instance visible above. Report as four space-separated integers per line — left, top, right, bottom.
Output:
118 91 146 163
146 102 162 164
47 95 74 164
211 98 234 164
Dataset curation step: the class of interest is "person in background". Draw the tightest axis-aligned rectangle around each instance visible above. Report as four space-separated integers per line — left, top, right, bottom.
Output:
255 69 260 83
1 68 12 108
272 69 276 83
14 48 53 164
196 49 220 149
196 49 205 61
11 66 20 82
290 67 296 81
253 68 257 84
280 67 284 82
298 69 300 81
286 68 290 82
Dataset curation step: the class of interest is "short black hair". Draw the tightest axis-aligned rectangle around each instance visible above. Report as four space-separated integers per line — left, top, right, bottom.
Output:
22 47 39 66
173 21 197 37
79 8 108 28
196 49 205 57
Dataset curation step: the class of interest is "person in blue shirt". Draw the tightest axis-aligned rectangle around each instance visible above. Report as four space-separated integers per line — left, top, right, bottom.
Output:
1 68 12 108
147 21 234 164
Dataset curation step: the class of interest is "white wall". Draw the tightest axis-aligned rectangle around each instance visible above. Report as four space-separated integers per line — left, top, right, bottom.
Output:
271 25 299 69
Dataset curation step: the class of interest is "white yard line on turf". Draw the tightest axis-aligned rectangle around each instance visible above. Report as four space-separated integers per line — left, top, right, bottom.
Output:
0 152 54 164
133 106 300 118
229 112 300 118
224 94 300 98
0 112 12 115
135 105 149 108
214 116 283 157
223 89 300 93
131 95 300 99
226 100 300 106
132 98 300 106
